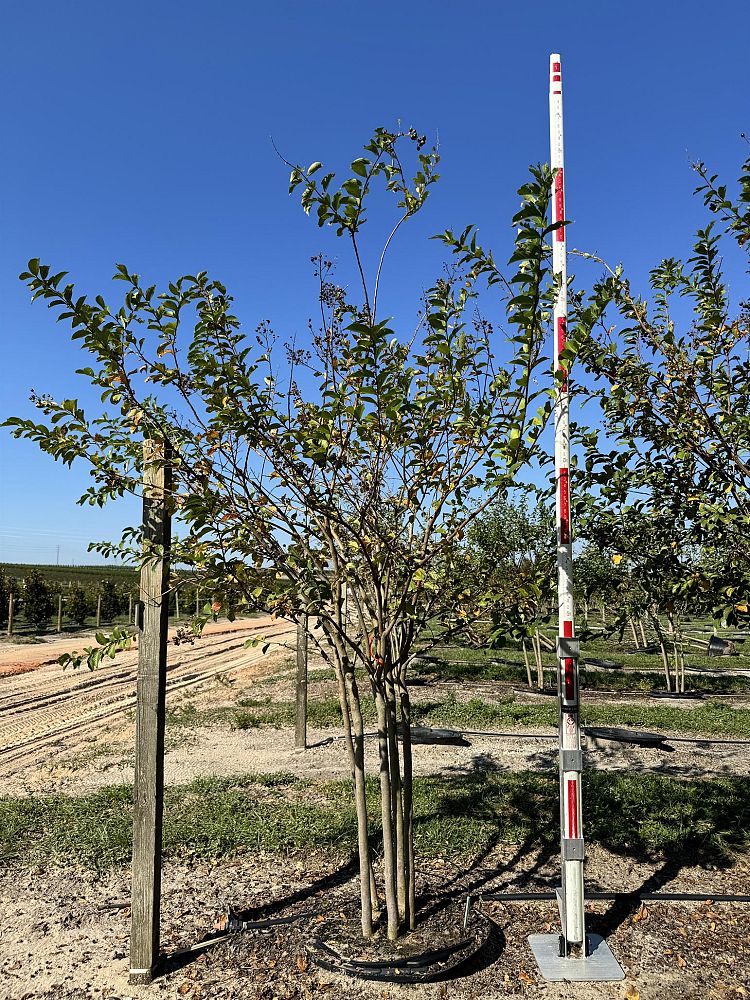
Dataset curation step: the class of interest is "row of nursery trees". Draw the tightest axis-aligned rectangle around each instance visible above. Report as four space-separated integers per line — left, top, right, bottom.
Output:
4 129 749 941
0 567 207 631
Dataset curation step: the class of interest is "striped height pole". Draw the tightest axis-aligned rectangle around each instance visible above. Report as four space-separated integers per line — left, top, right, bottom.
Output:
529 55 623 981
549 51 585 957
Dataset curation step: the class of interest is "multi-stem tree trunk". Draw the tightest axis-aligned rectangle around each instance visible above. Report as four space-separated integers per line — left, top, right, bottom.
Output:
522 639 533 688
649 610 673 692
331 656 374 937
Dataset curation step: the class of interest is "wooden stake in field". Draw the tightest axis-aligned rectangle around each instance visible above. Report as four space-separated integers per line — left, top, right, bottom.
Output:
129 438 172 985
529 54 623 981
295 613 309 749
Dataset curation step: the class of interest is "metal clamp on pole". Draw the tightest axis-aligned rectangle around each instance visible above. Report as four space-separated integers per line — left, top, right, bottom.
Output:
556 636 580 661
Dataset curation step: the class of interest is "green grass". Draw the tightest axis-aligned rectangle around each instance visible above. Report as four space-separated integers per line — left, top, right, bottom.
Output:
1 770 747 869
419 644 750 693
413 694 750 738
168 689 750 738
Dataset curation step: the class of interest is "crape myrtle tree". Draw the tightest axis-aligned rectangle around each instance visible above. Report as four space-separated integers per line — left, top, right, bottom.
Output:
463 498 556 687
578 507 703 691
4 129 608 941
573 543 623 626
572 149 750 628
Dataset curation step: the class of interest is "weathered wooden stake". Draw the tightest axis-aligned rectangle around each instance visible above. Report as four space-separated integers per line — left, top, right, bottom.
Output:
96 594 102 628
129 438 172 985
7 594 14 636
57 594 63 633
175 590 180 621
295 614 308 749
129 593 134 624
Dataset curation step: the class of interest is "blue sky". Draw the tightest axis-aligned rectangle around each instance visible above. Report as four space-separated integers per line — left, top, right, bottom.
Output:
0 0 747 564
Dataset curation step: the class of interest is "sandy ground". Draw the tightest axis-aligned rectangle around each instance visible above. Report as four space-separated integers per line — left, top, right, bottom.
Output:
1 848 748 1000
2 632 749 998
7 720 750 800
0 618 290 675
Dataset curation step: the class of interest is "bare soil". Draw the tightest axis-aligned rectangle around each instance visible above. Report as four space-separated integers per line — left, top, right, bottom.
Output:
1 847 748 1000
1 636 749 998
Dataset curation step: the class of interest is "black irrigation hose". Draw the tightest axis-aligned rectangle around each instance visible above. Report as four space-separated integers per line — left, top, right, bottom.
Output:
461 729 557 740
224 909 322 932
458 728 750 747
306 912 491 984
311 931 474 970
479 890 750 903
315 728 750 746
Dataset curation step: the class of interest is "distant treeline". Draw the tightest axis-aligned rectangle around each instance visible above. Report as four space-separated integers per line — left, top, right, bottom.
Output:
0 563 139 586
0 564 205 634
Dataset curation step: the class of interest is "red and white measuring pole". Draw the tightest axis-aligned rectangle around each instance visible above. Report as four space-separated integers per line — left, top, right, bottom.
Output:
550 53 586 956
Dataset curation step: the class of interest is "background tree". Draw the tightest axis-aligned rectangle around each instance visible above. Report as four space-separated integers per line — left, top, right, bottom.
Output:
464 498 555 687
98 578 122 622
573 543 623 627
0 567 8 628
4 130 608 941
574 148 750 628
22 568 53 632
67 585 89 626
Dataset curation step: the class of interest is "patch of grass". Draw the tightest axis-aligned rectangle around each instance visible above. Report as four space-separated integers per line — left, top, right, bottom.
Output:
419 645 750 694
2 771 747 869
411 693 750 738
169 688 750 739
232 698 346 730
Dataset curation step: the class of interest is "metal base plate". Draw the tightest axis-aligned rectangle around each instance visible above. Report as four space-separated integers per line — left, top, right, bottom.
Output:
528 934 624 982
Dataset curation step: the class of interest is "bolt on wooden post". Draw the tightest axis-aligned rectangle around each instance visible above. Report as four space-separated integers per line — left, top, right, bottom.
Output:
129 438 172 985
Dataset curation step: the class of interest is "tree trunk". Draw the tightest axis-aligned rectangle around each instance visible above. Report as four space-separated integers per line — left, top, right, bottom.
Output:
385 675 405 920
533 629 544 689
345 669 377 929
333 660 373 938
399 678 416 931
629 617 639 645
374 689 399 940
522 639 533 688
649 612 672 692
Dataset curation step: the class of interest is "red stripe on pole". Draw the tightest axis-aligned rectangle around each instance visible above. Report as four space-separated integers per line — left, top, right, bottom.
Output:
557 316 567 388
554 168 565 239
559 467 570 544
564 658 575 700
557 315 566 355
552 61 561 72
567 779 578 838
563 620 573 638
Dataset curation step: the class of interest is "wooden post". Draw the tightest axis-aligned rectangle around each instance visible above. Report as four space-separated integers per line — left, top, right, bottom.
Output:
522 639 533 688
57 594 63 633
129 593 134 624
129 438 172 985
96 594 102 628
295 614 308 749
7 594 14 637
175 590 180 621
196 589 200 616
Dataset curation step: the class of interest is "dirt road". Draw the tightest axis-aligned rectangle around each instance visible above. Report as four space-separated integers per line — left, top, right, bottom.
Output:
0 616 294 781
